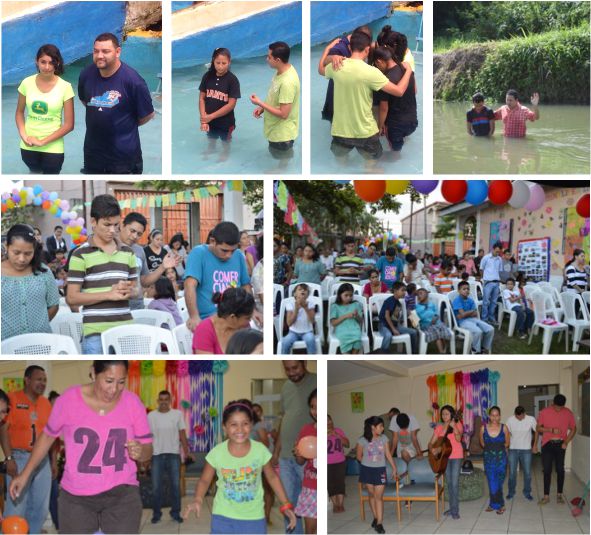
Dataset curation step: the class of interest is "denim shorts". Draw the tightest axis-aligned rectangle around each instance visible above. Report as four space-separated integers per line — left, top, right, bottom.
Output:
359 464 387 485
211 514 267 534
207 125 235 142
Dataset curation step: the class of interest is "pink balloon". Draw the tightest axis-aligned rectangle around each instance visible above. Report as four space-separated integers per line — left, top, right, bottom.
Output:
297 435 317 459
524 183 545 211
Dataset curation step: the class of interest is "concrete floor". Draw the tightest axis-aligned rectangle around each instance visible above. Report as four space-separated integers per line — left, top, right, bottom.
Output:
328 458 590 534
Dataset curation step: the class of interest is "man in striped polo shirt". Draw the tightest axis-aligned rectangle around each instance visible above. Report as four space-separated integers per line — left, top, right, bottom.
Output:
334 236 364 283
67 194 138 354
434 261 455 294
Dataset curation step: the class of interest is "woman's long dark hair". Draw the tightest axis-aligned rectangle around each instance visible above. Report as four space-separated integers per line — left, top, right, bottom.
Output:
6 224 47 275
565 249 584 268
36 44 64 75
208 47 231 75
363 416 384 442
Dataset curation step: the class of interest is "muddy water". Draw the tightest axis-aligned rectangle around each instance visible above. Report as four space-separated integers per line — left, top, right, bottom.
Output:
434 101 590 174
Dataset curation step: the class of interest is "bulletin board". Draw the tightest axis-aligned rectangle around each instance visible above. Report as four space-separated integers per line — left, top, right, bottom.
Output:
517 237 551 282
489 219 513 251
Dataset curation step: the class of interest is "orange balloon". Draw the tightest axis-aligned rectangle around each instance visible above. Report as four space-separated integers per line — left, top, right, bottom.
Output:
2 516 29 534
354 180 386 203
42 200 51 210
297 435 317 459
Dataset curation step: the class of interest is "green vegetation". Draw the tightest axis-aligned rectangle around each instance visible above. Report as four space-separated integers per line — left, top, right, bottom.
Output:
434 25 590 104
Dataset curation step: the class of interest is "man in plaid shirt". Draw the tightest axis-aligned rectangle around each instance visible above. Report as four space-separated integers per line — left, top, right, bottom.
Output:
494 89 540 138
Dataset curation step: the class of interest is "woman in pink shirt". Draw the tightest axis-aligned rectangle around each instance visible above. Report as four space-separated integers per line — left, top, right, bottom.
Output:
362 269 388 301
193 287 255 354
9 361 153 534
328 414 350 513
459 251 477 276
428 405 464 520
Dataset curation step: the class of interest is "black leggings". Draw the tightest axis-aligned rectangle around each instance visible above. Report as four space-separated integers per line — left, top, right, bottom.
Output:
542 441 566 495
21 149 64 174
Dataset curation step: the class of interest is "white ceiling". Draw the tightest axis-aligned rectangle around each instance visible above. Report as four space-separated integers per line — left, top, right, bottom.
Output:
327 360 442 387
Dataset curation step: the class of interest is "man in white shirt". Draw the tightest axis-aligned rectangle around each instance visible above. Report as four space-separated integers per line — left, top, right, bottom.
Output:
480 242 503 325
148 391 193 524
389 411 423 462
505 405 539 501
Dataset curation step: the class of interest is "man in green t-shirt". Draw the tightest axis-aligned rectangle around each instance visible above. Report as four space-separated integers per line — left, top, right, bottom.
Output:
318 31 413 160
250 41 300 161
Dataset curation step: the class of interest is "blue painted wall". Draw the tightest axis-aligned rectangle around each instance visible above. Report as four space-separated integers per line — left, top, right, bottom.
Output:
172 1 195 13
172 2 302 69
2 1 126 85
310 1 391 45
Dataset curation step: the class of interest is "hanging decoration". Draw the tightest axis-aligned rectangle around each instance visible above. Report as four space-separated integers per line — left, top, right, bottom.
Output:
177 360 192 432
576 193 590 218
140 360 154 409
385 180 410 195
524 183 546 211
273 181 320 244
411 180 439 195
354 180 386 202
151 360 167 405
128 360 141 399
441 180 468 203
166 360 179 408
213 360 229 443
488 180 513 205
465 180 488 205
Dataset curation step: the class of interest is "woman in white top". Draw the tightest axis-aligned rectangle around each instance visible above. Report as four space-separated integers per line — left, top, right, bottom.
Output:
563 249 588 294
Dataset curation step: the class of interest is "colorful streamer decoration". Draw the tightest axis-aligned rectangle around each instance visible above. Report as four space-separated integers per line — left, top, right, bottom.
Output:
274 181 320 244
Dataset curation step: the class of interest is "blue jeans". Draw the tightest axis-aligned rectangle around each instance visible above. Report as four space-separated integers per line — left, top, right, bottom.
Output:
446 458 462 516
482 282 500 322
281 330 317 354
50 476 60 529
5 450 51 534
82 334 103 354
211 514 266 534
458 318 494 352
279 457 304 534
379 324 418 353
508 449 532 496
151 454 181 518
512 305 535 335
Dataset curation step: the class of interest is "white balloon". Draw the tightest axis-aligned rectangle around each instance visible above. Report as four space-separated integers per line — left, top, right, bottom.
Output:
508 181 530 208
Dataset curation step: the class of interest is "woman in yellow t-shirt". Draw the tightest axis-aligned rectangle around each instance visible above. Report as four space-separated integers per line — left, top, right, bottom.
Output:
15 44 75 174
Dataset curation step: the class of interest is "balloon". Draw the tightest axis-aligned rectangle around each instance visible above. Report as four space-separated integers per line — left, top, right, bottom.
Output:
33 196 42 206
465 180 488 205
488 180 513 205
79 235 88 243
69 220 77 228
53 198 61 206
333 180 350 184
41 191 50 200
6 199 15 209
60 200 69 210
576 193 590 218
42 200 51 209
33 185 43 196
1 192 10 201
76 217 85 226
12 194 21 203
354 180 386 203
1 515 29 534
297 435 317 459
385 180 409 195
411 180 439 195
441 180 467 203
508 181 530 208
81 228 88 235
49 192 58 201
524 183 545 211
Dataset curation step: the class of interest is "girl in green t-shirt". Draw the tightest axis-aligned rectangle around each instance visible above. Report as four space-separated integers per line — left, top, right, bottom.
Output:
15 44 75 174
183 399 297 533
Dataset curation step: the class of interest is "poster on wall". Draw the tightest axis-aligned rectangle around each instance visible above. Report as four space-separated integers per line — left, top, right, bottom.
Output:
3 378 23 392
351 392 364 413
489 219 513 251
563 207 590 259
517 237 551 282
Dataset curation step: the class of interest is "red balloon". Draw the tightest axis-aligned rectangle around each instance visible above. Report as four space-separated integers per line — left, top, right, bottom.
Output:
1 204 7 213
354 180 386 203
576 193 590 218
488 180 513 205
2 516 29 534
441 180 468 203
297 435 317 459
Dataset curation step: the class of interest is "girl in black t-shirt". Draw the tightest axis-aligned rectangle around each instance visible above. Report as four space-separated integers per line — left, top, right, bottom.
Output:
198 48 241 147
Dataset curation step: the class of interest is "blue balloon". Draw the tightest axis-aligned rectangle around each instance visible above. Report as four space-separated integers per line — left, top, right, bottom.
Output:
49 192 58 201
465 180 488 205
33 197 42 206
33 185 43 196
333 180 350 184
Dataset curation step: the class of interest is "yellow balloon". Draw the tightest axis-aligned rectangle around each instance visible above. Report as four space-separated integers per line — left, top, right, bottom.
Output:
385 180 410 195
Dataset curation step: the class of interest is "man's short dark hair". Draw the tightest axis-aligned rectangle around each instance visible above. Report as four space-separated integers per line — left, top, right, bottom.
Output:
211 221 240 246
389 407 400 415
158 390 171 398
386 247 396 257
24 365 45 379
472 92 484 103
123 212 148 229
503 248 511 255
458 280 470 290
514 405 526 415
95 32 120 48
350 31 372 52
54 225 63 231
506 89 519 100
269 41 290 63
493 241 503 250
343 236 356 245
392 281 406 292
553 394 566 406
406 253 417 264
396 413 410 430
90 194 121 221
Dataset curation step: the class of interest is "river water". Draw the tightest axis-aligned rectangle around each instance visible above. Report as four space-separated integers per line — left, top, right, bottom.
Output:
434 101 590 174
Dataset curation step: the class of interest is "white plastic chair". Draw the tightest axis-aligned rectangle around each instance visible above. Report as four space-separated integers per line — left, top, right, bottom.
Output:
417 293 456 354
173 324 194 355
327 295 370 354
582 291 590 309
368 296 411 354
101 325 180 355
273 284 284 340
549 275 565 293
276 296 323 354
2 333 78 355
177 297 189 322
469 280 483 309
321 275 335 300
447 290 475 354
538 283 564 321
288 282 322 299
524 285 541 301
331 282 362 296
50 312 84 352
528 292 569 354
131 309 176 331
497 297 518 337
559 292 590 352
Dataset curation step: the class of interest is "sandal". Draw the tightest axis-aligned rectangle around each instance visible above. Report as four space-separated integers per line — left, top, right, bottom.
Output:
538 497 550 505
485 507 494 512
497 507 505 515
557 495 565 504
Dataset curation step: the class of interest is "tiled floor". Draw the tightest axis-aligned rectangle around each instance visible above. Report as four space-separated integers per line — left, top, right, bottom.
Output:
328 459 590 534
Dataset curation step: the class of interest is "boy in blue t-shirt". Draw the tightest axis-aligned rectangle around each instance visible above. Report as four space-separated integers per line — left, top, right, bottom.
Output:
466 92 495 137
376 247 405 289
452 281 494 354
184 221 251 331
378 282 418 353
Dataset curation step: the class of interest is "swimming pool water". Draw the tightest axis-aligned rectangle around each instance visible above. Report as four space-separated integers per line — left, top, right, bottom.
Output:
311 14 423 175
1 39 162 175
171 47 302 175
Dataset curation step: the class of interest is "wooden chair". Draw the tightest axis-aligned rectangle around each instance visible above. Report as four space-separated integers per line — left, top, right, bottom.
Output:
358 459 408 520
395 457 445 521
